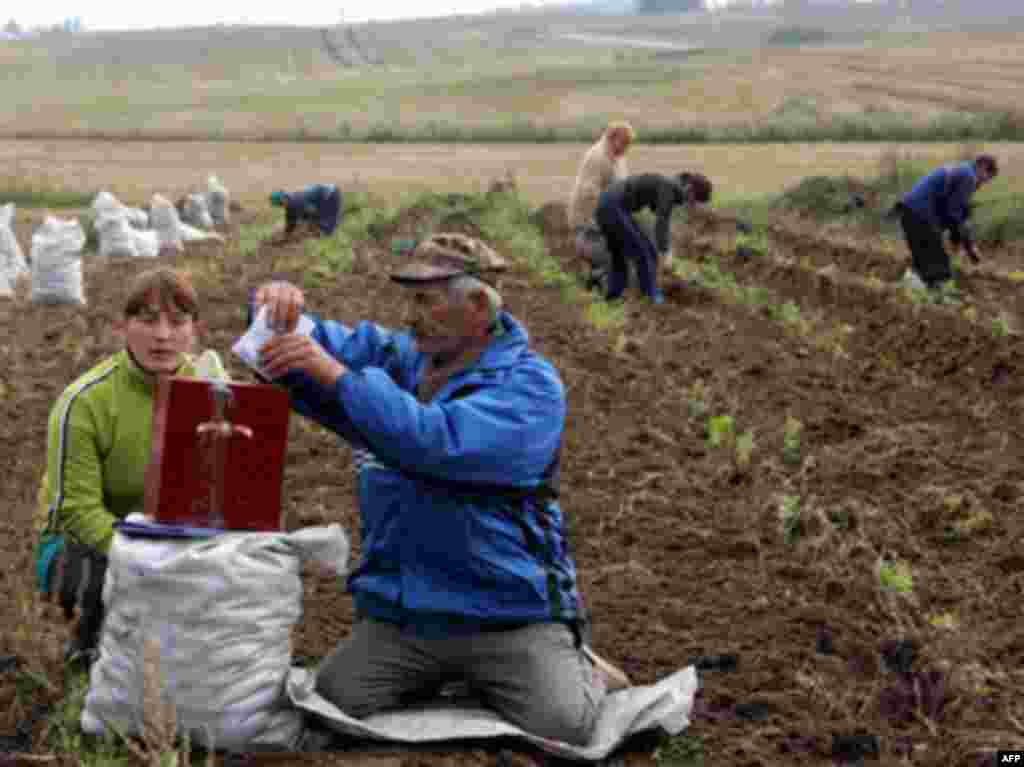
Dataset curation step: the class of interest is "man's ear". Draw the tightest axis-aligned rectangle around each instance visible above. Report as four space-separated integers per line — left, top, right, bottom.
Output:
467 288 491 324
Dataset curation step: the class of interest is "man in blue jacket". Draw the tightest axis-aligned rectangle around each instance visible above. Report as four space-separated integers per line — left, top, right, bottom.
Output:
251 233 628 746
270 183 343 238
898 154 998 288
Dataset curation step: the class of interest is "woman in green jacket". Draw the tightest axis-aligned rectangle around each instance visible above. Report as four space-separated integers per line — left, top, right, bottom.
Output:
35 267 212 665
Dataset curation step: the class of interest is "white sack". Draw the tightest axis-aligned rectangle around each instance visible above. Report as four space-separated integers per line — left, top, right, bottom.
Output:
30 216 86 305
82 518 350 752
91 191 148 230
125 208 149 229
149 194 183 253
0 202 28 289
97 213 160 259
206 175 230 226
182 192 214 230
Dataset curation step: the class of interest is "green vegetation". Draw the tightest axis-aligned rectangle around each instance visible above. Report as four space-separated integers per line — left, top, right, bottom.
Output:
878 560 914 594
779 494 804 544
782 416 803 466
706 414 735 449
766 26 829 47
655 733 705 766
0 176 93 209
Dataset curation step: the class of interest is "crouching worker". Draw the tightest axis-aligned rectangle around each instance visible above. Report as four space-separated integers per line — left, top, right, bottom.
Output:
896 154 998 289
35 268 211 666
596 172 712 304
269 183 343 239
251 236 629 746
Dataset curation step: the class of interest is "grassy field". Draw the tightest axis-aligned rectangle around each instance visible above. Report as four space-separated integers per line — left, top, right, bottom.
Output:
2 11 1024 142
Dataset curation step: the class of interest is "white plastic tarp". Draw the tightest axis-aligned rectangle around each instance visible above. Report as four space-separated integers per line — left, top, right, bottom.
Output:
290 665 698 762
81 518 350 751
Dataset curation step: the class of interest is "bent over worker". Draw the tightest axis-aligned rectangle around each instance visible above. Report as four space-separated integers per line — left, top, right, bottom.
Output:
596 172 712 304
269 183 343 238
249 235 628 746
896 154 998 288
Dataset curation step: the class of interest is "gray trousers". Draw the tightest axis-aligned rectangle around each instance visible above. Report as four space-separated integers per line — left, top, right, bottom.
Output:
314 619 606 745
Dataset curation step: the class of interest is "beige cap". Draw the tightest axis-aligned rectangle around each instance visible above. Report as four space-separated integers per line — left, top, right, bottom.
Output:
390 233 507 286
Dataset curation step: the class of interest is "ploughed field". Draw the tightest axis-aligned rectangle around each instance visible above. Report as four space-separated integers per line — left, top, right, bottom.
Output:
1 189 1023 766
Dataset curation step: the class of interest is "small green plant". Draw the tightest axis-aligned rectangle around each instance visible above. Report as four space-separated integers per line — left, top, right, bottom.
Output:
735 230 769 258
585 300 626 330
878 559 914 594
655 732 704 766
782 416 803 465
735 430 755 472
706 414 735 449
687 379 707 418
992 315 1011 338
828 508 851 530
768 300 803 325
779 494 803 543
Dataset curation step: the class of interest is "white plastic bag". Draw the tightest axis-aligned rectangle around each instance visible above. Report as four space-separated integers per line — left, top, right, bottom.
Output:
82 519 349 751
0 203 28 291
30 216 86 305
206 175 230 226
149 194 183 253
182 192 214 230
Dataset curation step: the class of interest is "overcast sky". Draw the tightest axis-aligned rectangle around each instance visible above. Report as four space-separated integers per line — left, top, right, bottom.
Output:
10 0 567 31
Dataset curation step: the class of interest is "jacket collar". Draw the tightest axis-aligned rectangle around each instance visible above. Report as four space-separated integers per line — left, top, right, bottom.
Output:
121 348 192 392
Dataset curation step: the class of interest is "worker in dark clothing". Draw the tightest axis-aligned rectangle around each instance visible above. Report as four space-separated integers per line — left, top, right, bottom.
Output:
896 154 998 288
270 184 343 238
595 172 712 304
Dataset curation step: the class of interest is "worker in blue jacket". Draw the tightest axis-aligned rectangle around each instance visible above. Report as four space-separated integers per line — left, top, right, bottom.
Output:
248 234 629 746
897 154 998 287
269 183 343 238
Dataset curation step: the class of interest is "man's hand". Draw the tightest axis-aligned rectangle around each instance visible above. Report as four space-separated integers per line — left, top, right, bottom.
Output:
259 333 347 388
660 248 675 273
254 281 304 333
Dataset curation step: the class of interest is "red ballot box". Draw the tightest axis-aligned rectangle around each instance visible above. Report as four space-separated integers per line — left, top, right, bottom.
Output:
145 376 291 531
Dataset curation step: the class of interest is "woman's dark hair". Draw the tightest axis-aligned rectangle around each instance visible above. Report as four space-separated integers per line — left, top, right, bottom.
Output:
123 267 199 320
679 172 713 204
975 154 999 177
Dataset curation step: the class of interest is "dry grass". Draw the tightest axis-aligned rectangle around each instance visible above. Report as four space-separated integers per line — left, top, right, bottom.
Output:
3 139 1021 210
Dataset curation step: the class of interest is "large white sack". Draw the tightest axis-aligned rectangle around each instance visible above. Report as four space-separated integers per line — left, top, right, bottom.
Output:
0 203 28 290
149 194 183 253
30 216 86 305
81 519 349 752
96 213 138 258
182 192 214 230
97 214 160 259
206 175 230 226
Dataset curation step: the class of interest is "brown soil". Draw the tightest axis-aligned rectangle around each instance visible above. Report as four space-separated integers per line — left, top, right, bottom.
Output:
2 196 1023 767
